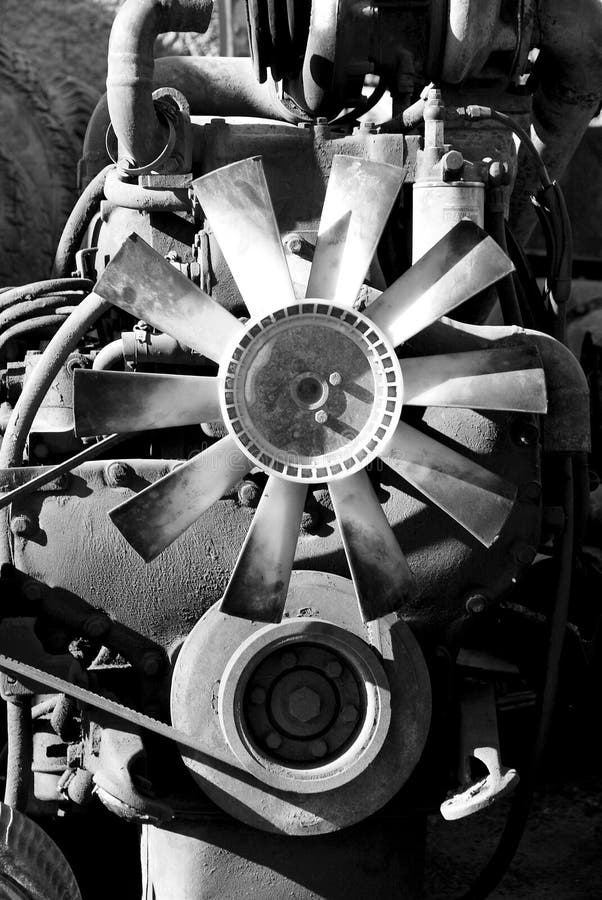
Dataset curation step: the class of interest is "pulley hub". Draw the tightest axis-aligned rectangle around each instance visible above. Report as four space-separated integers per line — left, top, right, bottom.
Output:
219 302 403 481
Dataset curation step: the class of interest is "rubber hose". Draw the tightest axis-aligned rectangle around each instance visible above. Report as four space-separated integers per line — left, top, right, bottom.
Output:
52 165 114 279
0 316 70 366
92 339 125 371
4 697 33 811
457 456 574 900
0 294 85 332
0 279 94 313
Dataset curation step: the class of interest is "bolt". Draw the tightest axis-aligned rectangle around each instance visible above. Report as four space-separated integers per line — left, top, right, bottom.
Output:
83 613 111 639
281 651 297 669
325 660 342 678
265 731 282 750
288 686 322 723
10 514 36 538
284 233 303 255
104 461 134 487
340 704 358 724
442 149 464 179
512 541 537 565
512 421 539 447
32 443 49 460
238 480 260 507
314 410 328 425
22 579 44 601
465 592 488 615
250 687 266 705
310 739 328 758
328 372 342 386
140 651 164 677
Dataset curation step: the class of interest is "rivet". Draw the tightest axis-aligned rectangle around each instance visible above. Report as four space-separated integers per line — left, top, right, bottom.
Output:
104 460 134 487
250 687 266 705
265 731 282 750
340 704 358 723
328 372 342 386
310 739 328 758
325 660 342 678
10 515 36 538
314 410 328 425
238 480 260 507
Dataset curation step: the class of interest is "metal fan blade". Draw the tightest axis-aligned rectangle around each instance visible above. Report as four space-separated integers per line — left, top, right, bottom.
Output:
220 477 307 622
94 233 245 364
402 347 547 412
109 436 252 562
329 470 415 621
74 370 222 437
382 421 516 547
306 156 405 305
368 220 515 347
192 157 296 319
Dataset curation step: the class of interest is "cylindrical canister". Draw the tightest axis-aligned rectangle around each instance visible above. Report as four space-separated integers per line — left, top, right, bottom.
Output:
412 181 485 262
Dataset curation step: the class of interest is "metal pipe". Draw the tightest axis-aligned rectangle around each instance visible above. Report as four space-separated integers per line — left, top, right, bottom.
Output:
82 56 302 186
52 165 114 278
92 339 125 371
106 0 214 166
4 697 33 810
0 316 70 366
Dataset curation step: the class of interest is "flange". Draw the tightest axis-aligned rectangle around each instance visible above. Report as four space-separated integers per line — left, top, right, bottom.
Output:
171 571 431 835
219 302 403 481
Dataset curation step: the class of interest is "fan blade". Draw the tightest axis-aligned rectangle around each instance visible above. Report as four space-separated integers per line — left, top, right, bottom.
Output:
74 370 222 437
368 220 514 347
94 233 244 364
109 436 252 562
306 156 405 306
402 347 547 412
220 477 307 622
382 421 516 547
192 157 296 319
329 470 415 621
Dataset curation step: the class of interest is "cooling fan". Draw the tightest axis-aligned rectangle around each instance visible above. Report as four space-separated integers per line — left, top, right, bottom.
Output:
73 155 547 624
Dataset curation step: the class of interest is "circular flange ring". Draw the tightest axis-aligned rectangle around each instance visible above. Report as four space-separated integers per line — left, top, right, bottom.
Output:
218 301 403 482
218 619 391 794
171 571 432 835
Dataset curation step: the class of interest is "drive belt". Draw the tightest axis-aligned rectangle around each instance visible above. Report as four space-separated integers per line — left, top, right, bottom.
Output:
0 653 230 767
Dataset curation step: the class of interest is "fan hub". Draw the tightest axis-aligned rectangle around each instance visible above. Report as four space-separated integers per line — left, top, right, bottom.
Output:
219 302 403 482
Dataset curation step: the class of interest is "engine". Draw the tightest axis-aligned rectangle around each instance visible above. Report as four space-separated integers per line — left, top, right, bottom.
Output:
0 2 599 898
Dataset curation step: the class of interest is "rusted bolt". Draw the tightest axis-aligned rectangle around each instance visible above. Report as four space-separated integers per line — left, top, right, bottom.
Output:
465 592 488 615
283 233 303 255
288 686 321 723
250 687 266 705
314 410 328 425
328 372 342 386
325 660 342 678
265 731 282 750
83 613 111 639
141 651 164 677
238 479 260 507
310 738 328 758
281 651 297 669
340 704 358 724
512 541 537 565
10 514 36 539
104 461 134 487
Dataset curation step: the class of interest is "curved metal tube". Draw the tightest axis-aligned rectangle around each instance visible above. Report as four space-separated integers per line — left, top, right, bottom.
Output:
106 0 214 166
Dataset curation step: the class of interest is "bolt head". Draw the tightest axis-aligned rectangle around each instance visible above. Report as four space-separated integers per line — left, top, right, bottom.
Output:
265 731 282 750
104 461 133 487
465 593 488 615
281 651 297 669
314 410 328 425
250 687 266 705
310 739 328 758
10 515 35 538
141 652 164 676
328 372 342 386
325 660 342 678
83 613 111 639
238 480 259 507
287 686 321 723
340 704 358 724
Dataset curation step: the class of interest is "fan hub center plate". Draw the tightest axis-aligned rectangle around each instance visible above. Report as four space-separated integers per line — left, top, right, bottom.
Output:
220 302 403 481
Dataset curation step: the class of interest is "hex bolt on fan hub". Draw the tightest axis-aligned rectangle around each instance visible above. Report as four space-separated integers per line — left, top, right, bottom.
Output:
220 303 403 481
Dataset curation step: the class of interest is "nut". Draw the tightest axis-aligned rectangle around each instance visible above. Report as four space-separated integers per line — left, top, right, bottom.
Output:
281 651 297 669
288 686 321 723
265 731 282 750
238 480 260 507
314 410 328 425
310 739 328 758
250 687 266 705
325 660 342 678
104 461 134 487
340 704 358 724
464 592 488 615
